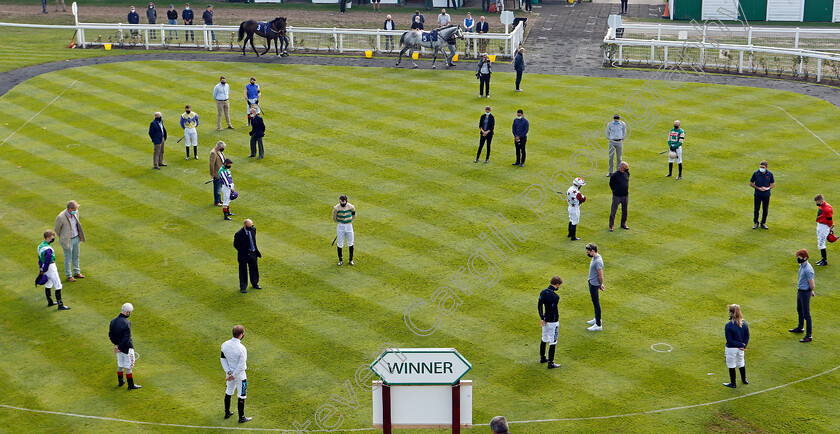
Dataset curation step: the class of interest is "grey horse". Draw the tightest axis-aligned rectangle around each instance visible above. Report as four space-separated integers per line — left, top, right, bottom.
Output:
396 25 464 69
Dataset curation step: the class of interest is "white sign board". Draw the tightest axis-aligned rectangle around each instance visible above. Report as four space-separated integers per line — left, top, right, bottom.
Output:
372 381 473 428
370 348 471 386
500 11 515 25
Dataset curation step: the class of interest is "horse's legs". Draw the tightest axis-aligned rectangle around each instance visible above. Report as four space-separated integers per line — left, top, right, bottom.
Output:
396 46 405 66
431 47 439 69
242 33 247 56
411 47 417 68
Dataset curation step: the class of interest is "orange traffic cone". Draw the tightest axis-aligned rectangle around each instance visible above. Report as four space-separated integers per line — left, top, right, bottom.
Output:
662 3 670 19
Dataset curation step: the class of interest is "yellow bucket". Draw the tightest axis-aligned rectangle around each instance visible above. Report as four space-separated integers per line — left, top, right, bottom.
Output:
365 50 372 58
488 54 496 62
412 52 419 60
452 54 459 62
104 43 112 51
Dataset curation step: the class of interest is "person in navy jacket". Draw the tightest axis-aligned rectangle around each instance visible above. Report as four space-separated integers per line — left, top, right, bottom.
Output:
182 3 194 41
723 304 749 388
476 105 494 163
127 6 140 41
511 109 529 167
149 112 168 170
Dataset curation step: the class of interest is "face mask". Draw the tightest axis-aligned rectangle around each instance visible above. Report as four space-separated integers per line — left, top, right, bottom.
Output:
155 117 161 121
674 125 679 129
798 257 806 263
70 210 77 215
131 9 135 12
225 165 231 169
186 110 191 114
485 111 490 115
517 115 523 119
48 239 54 244
759 168 766 173
186 6 190 9
624 170 629 174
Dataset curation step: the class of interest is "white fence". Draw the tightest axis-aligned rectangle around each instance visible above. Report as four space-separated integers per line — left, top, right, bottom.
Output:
603 22 840 82
0 2 525 58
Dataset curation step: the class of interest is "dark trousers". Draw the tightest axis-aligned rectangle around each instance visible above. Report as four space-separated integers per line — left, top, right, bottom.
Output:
448 0 458 9
754 195 769 224
515 136 527 164
797 290 812 336
340 0 346 12
524 0 532 11
238 254 259 290
610 195 628 228
250 136 264 158
589 284 602 326
479 73 491 96
477 133 493 160
482 0 490 11
515 70 523 90
213 178 222 205
385 35 394 51
620 0 628 13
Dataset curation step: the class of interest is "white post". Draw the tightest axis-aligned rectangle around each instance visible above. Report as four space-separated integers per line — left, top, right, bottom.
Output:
651 45 655 64
618 44 623 66
376 30 381 52
333 28 338 51
505 23 509 56
289 30 294 50
144 29 149 49
739 50 744 73
817 58 822 82
664 46 668 67
657 26 661 41
339 33 343 53
747 28 753 72
700 26 706 67
119 23 124 45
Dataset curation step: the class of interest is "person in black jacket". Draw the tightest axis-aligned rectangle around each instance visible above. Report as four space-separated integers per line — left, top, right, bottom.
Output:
476 105 494 163
202 4 214 42
234 219 261 293
538 276 562 370
608 161 629 231
148 112 167 170
167 4 178 39
146 2 157 39
182 3 194 41
248 108 265 160
109 303 142 389
383 15 396 51
411 15 424 30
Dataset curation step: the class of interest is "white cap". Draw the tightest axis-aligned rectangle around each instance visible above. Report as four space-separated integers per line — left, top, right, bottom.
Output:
122 303 134 313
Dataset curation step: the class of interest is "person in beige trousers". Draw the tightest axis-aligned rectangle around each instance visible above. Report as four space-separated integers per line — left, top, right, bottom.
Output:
213 76 234 131
54 200 85 282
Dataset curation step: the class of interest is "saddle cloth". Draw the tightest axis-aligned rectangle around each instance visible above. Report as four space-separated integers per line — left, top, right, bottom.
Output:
256 22 267 34
421 31 439 43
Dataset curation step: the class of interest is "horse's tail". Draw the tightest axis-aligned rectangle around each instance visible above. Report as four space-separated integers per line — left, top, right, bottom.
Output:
399 32 406 46
238 22 246 41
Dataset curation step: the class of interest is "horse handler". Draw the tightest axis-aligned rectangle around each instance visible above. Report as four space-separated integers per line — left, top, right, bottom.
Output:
244 77 260 126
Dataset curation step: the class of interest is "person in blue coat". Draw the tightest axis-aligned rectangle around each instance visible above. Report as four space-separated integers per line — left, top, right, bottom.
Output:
514 47 525 91
149 112 168 170
723 304 749 388
182 3 194 41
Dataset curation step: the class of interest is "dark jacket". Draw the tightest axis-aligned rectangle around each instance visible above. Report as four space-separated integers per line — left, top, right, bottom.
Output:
146 7 157 24
383 19 395 30
250 115 265 139
182 8 194 23
414 13 425 24
234 226 262 263
128 11 140 24
202 9 213 25
476 21 489 33
167 9 178 20
479 113 495 135
109 313 133 354
512 117 529 138
538 285 560 323
149 118 167 144
411 21 424 30
725 320 749 348
609 170 630 197
514 52 525 71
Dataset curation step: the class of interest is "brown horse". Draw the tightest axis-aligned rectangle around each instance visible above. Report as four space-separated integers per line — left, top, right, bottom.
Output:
238 17 288 57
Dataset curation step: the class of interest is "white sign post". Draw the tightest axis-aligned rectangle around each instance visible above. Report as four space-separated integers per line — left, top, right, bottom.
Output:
370 348 472 433
500 11 514 55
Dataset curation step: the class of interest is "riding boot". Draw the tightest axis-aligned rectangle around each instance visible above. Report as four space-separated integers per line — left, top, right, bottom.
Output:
567 222 572 238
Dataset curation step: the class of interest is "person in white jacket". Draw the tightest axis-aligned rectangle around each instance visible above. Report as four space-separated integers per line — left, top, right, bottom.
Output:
221 325 251 423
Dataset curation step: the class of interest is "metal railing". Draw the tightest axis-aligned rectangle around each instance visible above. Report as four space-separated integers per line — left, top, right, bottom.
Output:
0 19 525 58
603 22 840 83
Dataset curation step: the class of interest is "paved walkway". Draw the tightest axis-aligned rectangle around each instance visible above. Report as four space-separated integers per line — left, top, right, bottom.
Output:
1 3 839 107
